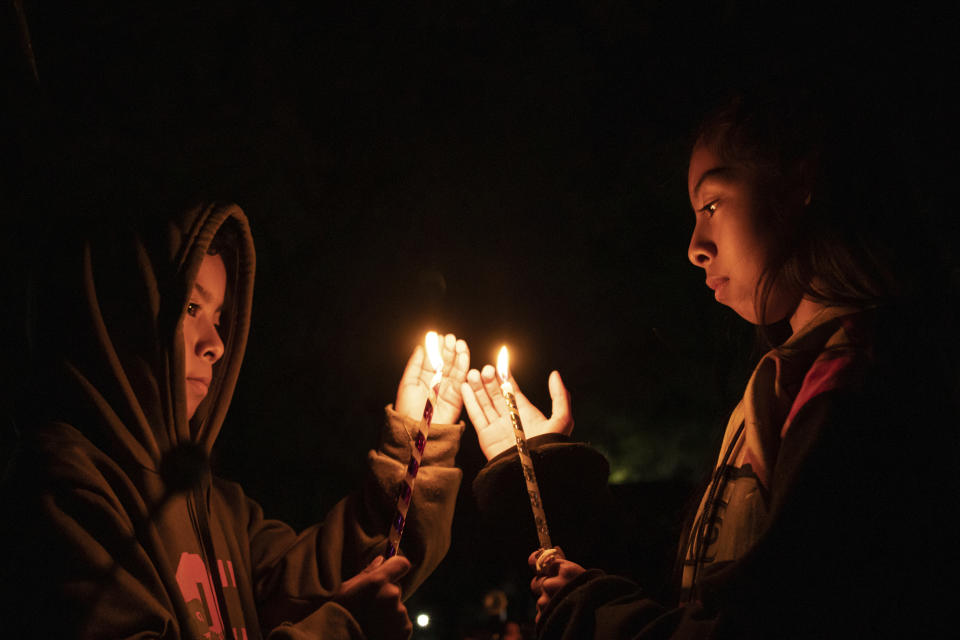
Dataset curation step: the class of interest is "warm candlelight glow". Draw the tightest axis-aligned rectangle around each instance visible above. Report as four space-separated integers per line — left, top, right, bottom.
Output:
497 346 510 384
426 331 443 386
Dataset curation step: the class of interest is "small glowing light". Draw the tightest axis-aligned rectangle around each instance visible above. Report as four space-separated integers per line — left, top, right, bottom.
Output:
416 613 430 628
496 346 510 384
425 331 443 386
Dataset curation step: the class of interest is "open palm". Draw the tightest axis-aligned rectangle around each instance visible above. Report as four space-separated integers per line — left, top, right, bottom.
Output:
462 366 573 460
395 333 470 425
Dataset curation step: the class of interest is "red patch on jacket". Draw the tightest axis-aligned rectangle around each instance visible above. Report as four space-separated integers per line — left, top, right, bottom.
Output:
781 354 855 438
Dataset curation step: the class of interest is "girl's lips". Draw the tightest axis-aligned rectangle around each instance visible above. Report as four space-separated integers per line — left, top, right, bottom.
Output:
706 276 729 291
706 277 729 300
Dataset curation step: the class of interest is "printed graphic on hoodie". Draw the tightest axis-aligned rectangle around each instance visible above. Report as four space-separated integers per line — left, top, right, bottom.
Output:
177 552 248 640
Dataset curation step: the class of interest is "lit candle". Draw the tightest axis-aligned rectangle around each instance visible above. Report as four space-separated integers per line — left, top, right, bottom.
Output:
496 346 563 573
384 331 444 559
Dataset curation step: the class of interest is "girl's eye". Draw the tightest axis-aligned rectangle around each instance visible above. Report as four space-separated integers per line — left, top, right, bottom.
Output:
699 200 719 216
186 302 199 317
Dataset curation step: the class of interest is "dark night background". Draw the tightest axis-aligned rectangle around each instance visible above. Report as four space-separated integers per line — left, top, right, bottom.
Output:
1 2 953 637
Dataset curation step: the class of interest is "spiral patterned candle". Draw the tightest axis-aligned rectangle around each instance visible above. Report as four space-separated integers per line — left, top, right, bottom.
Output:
384 332 443 559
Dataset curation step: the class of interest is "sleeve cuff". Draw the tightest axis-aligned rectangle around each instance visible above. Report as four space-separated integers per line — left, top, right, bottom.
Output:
382 404 465 468
486 433 573 466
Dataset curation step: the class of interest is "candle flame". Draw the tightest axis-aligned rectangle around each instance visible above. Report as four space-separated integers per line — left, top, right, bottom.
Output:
426 331 443 385
496 346 510 384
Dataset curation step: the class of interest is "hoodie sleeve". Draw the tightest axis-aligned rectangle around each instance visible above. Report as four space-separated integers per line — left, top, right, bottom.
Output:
225 405 463 634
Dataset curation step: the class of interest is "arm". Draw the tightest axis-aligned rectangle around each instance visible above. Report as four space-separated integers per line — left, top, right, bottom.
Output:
534 385 952 639
465 354 945 639
247 335 469 634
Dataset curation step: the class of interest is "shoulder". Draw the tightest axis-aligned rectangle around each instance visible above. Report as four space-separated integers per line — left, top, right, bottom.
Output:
209 474 261 521
0 423 142 550
8 422 125 497
211 474 247 501
781 311 876 438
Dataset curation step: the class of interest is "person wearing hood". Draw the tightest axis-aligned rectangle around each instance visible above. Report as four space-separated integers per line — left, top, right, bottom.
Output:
0 202 469 639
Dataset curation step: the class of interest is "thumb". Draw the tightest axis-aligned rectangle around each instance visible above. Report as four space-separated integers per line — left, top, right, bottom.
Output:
548 371 572 430
377 555 412 583
398 345 425 389
363 555 385 573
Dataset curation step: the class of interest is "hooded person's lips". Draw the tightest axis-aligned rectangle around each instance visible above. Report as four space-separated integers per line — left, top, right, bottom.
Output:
186 377 211 395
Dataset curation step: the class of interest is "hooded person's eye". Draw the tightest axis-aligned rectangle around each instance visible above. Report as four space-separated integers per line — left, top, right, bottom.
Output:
186 302 200 317
699 200 719 217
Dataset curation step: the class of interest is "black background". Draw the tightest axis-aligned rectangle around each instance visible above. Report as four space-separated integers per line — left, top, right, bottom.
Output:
2 2 952 637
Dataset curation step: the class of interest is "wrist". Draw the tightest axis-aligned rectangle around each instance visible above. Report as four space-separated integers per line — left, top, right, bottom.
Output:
486 432 573 466
382 405 464 466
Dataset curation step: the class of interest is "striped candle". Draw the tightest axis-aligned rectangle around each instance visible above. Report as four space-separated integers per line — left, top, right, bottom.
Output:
384 331 443 559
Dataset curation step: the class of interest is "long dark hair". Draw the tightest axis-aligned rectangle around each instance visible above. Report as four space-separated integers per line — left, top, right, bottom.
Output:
695 89 915 343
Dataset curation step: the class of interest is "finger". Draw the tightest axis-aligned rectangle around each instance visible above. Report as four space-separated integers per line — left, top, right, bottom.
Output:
377 555 412 583
435 333 456 385
541 574 563 597
530 574 544 595
418 336 440 387
441 333 457 374
537 591 551 620
548 370 573 432
470 368 501 425
438 338 470 412
461 379 488 430
397 345 425 391
538 589 552 608
366 555 386 572
395 346 428 413
528 548 542 568
400 606 413 638
480 364 508 414
377 581 403 601
537 556 562 579
447 338 470 385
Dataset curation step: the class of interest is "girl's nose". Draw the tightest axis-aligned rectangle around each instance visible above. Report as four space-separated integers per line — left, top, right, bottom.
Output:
687 224 716 268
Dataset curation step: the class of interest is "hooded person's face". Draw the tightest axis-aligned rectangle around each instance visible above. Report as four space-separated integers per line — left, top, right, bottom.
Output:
183 253 227 420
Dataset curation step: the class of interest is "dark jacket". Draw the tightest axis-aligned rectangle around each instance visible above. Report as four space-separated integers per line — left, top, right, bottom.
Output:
475 307 957 638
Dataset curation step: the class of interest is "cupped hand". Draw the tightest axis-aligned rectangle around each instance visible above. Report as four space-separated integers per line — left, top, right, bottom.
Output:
461 366 573 460
396 333 470 425
528 548 586 624
334 555 413 640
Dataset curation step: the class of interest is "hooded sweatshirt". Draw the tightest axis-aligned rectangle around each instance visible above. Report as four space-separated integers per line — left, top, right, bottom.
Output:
1 203 463 639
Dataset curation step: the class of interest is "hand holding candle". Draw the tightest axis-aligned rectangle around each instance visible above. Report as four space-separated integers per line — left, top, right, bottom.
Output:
395 332 470 424
462 356 574 462
386 332 470 559
462 346 574 573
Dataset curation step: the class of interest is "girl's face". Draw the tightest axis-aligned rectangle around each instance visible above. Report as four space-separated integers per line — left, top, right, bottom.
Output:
687 141 798 324
183 253 226 420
